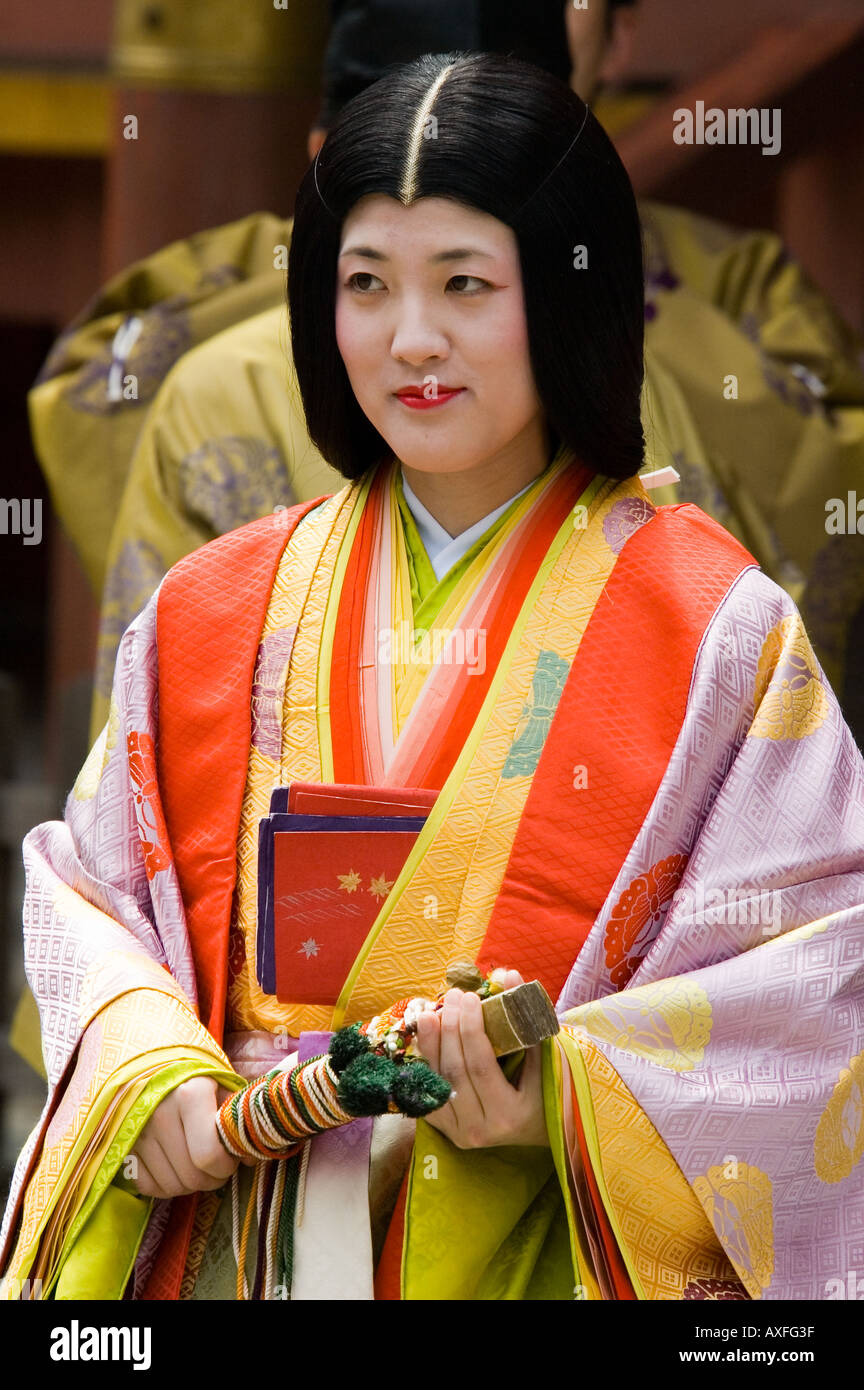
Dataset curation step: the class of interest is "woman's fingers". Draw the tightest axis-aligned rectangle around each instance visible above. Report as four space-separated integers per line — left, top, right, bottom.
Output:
131 1133 189 1198
415 1009 441 1073
458 991 542 1146
457 990 513 1115
414 971 525 1074
129 1154 162 1199
438 990 480 1100
439 989 501 1145
515 1038 543 1094
512 1044 548 1145
130 1077 239 1198
155 1095 211 1191
412 977 549 1149
490 967 524 991
179 1077 239 1182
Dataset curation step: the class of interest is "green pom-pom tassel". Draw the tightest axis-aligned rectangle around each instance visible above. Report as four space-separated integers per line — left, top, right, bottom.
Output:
390 1061 452 1118
328 1023 369 1075
337 1052 400 1116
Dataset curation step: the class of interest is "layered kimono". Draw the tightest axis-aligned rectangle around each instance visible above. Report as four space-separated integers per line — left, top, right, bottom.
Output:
22 205 864 745
3 453 864 1300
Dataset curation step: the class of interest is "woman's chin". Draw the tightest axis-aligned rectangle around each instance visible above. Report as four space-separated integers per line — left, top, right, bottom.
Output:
381 426 488 475
394 450 485 477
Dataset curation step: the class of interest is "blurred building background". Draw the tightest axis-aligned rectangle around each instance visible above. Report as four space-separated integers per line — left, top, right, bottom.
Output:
1 0 863 1202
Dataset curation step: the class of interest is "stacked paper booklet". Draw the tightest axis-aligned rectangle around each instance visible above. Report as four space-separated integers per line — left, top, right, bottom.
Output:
256 782 437 1004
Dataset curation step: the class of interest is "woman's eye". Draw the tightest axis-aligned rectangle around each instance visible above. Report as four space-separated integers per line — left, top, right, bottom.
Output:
447 275 489 294
345 272 384 293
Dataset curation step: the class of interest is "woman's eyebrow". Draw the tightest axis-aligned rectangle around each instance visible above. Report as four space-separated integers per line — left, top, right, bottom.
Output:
338 245 494 262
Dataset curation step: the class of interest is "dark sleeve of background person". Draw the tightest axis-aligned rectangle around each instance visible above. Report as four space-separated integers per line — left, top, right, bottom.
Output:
318 1 571 128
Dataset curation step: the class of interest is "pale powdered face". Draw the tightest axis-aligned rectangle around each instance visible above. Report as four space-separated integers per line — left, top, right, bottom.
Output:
335 193 547 494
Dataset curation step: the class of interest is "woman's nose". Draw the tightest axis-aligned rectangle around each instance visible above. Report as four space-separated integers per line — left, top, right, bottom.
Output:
390 306 449 365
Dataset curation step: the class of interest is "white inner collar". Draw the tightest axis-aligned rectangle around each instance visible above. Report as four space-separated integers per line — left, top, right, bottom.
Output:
400 470 536 582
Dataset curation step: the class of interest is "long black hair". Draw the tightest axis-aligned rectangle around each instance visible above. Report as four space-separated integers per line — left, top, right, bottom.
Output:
288 51 645 482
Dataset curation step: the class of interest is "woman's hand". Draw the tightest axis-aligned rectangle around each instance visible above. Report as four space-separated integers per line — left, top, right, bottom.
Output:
414 970 549 1149
128 1077 241 1199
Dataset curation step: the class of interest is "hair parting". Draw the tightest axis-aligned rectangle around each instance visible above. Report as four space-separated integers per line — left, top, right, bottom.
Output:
399 62 456 205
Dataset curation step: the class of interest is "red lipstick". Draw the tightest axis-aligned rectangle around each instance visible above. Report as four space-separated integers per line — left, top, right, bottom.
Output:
395 385 465 410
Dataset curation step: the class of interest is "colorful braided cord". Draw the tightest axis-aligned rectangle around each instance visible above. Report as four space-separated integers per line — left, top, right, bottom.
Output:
216 1055 354 1160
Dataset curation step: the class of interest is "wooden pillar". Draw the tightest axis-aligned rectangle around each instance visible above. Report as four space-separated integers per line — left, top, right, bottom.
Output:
776 121 864 337
101 0 328 276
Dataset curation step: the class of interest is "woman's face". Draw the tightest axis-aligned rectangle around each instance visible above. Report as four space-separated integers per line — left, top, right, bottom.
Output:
335 194 545 479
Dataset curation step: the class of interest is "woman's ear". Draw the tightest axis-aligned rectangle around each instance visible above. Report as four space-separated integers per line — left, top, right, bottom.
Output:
307 126 327 162
599 5 639 87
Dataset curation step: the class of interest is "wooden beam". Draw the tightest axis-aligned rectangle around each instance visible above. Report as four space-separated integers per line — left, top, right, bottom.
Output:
616 18 864 192
0 72 110 157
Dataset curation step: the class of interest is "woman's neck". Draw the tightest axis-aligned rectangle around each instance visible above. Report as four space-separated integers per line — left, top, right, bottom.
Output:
399 416 553 538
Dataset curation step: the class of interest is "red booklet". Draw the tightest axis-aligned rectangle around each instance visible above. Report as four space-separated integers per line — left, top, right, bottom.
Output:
257 784 437 1005
287 781 437 818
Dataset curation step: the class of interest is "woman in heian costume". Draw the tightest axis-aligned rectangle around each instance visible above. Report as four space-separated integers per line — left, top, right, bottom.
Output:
3 52 864 1302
